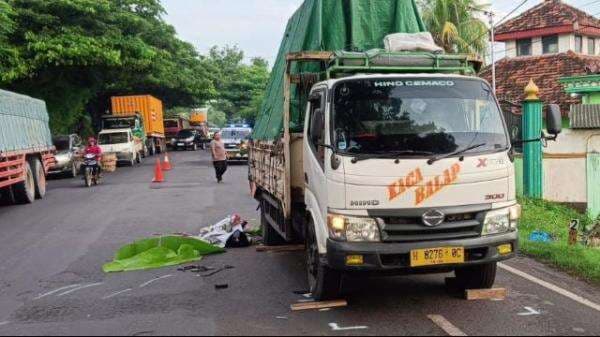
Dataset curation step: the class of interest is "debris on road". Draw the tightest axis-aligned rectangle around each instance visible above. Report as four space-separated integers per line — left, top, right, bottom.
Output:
215 284 229 290
465 288 507 301
199 214 253 248
103 236 224 273
256 245 304 253
202 265 234 278
290 300 347 312
177 265 215 273
529 231 554 243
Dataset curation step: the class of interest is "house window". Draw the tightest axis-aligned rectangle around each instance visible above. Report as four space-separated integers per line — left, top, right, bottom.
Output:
575 35 583 53
517 38 532 56
589 38 596 55
542 35 559 54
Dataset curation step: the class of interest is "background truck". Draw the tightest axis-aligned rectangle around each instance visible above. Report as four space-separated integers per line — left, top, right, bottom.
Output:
0 90 56 204
98 128 142 166
164 117 191 141
189 108 210 147
249 0 560 301
110 95 166 156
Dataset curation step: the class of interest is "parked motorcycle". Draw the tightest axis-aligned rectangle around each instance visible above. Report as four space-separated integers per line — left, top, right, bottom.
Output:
82 153 101 187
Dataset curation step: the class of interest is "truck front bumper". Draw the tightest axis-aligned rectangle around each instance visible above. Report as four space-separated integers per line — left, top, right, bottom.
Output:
326 231 518 273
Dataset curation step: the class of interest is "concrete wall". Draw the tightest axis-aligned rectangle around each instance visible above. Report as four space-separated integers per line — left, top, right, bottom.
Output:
504 34 600 57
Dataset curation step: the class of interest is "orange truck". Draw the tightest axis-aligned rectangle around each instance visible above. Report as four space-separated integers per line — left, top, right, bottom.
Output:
189 108 209 140
110 95 166 155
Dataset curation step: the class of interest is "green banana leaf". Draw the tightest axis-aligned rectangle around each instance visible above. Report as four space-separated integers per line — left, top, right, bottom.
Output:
103 236 225 273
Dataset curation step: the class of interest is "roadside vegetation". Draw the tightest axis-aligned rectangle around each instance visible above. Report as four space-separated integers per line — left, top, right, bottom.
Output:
519 198 600 283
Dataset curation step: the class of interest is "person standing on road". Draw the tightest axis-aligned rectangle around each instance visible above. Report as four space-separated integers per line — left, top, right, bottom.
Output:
210 132 228 183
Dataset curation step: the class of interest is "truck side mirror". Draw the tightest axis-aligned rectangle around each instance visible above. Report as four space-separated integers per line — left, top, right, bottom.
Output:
546 104 562 139
310 108 325 143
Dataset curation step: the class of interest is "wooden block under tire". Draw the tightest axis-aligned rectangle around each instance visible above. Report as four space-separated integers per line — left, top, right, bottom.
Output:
465 288 507 300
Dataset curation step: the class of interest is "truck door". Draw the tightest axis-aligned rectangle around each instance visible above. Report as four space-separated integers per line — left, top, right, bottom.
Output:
304 88 328 237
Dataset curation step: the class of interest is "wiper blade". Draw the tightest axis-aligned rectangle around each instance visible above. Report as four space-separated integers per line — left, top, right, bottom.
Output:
427 143 487 165
350 150 437 163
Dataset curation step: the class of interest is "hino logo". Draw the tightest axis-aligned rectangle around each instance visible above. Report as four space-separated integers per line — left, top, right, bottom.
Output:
350 200 380 207
422 210 445 227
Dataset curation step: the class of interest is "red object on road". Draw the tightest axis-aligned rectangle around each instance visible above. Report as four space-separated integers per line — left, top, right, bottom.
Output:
162 153 172 171
152 159 165 183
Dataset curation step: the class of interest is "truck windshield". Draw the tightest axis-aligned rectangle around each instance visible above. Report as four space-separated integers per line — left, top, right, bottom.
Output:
332 78 509 156
103 118 135 130
99 133 129 145
177 130 195 138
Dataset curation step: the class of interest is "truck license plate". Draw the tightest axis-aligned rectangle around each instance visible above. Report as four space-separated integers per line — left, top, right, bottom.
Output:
410 247 464 267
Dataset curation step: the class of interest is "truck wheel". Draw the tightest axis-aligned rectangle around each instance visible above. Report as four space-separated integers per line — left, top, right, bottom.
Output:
31 158 46 199
455 262 497 290
0 187 15 205
261 199 285 246
306 218 342 301
13 161 36 204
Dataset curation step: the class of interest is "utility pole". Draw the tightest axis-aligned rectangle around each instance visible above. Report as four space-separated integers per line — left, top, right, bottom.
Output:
487 10 497 93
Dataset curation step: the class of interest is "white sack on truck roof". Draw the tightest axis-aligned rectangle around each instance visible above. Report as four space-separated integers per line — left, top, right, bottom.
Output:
384 32 444 54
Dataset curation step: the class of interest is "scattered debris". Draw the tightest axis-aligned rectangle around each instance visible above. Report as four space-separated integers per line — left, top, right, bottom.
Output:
529 231 554 243
256 245 305 253
517 306 541 316
202 265 235 278
465 288 507 301
276 316 288 320
199 215 252 248
291 300 347 311
177 265 215 273
215 284 229 290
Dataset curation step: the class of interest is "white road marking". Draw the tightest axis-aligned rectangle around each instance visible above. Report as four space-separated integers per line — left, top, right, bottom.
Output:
499 263 600 313
328 323 368 332
139 275 173 288
33 284 81 300
428 315 467 337
517 307 541 316
0 322 9 327
57 283 103 297
102 288 133 300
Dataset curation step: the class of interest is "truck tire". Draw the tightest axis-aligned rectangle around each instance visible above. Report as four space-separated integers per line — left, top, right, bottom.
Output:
31 158 46 199
306 218 342 301
455 262 497 290
0 187 15 205
261 199 285 246
13 161 36 204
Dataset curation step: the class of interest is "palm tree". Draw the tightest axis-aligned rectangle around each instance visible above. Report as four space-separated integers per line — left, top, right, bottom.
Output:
420 0 489 56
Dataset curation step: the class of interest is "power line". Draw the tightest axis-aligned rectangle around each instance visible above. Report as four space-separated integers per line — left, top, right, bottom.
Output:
466 0 532 48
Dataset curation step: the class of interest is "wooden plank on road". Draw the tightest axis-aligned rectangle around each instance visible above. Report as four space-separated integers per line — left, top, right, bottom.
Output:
465 288 507 301
291 300 347 311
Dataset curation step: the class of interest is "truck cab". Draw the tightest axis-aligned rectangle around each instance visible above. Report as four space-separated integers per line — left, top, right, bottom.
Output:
302 74 521 298
98 129 142 166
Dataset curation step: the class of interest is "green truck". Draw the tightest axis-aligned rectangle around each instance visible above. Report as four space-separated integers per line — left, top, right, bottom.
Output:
0 90 56 204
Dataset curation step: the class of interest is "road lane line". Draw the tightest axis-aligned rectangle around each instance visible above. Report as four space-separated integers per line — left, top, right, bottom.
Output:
328 323 368 331
57 283 103 297
0 322 9 327
34 284 81 300
498 263 600 313
139 275 173 288
517 307 541 316
102 288 132 300
427 315 467 336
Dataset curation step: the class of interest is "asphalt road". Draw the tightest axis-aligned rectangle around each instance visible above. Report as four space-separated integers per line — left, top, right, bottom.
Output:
0 151 599 336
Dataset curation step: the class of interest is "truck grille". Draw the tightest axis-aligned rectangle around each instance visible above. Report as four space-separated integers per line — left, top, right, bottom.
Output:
376 209 486 243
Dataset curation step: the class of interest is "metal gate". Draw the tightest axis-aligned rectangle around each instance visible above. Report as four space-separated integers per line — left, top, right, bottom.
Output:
587 135 600 220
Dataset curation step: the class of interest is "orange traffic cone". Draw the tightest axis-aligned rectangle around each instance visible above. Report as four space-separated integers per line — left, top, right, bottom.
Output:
152 159 165 183
162 153 172 171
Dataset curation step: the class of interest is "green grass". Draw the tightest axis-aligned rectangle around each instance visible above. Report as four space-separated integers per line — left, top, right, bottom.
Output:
518 198 600 283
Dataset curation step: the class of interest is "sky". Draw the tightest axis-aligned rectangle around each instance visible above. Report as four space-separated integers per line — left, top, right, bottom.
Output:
161 0 600 66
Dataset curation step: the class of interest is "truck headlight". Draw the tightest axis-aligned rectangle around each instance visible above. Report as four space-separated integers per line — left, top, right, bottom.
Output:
327 214 381 242
482 204 521 236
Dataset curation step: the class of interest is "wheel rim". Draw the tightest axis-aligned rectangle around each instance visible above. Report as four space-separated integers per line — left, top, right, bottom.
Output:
26 167 35 200
37 163 46 195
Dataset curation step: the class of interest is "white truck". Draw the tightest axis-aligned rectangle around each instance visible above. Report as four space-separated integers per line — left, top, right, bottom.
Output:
249 51 562 300
98 128 143 166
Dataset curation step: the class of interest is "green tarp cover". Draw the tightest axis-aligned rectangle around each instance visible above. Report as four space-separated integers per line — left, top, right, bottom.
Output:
0 89 53 153
253 0 426 140
103 236 225 273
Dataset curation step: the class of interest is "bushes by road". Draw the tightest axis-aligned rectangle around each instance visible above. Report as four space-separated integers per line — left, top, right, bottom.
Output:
519 198 600 283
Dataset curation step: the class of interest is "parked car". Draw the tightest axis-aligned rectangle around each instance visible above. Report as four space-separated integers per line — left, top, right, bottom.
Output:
98 129 143 166
49 134 83 178
170 129 204 151
221 127 252 162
